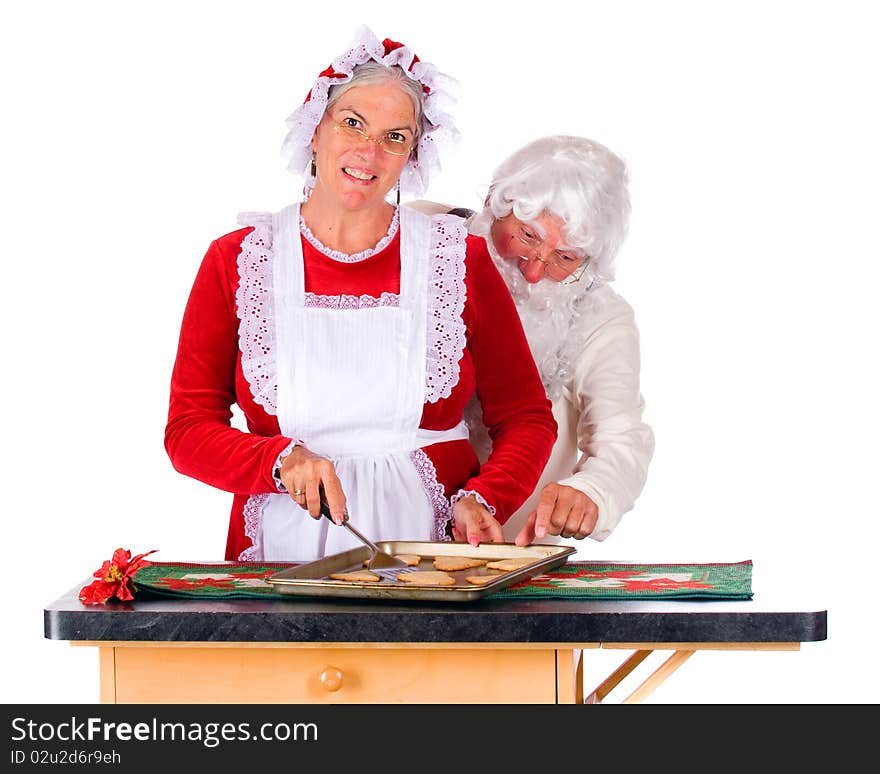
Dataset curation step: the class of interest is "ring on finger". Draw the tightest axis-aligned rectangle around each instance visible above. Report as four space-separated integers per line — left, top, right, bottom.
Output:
292 489 305 497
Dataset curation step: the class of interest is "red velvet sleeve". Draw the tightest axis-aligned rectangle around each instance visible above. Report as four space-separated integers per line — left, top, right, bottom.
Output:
458 236 557 522
164 230 294 494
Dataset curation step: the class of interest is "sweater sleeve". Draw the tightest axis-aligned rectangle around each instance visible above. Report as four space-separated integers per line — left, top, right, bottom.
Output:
557 290 655 540
164 232 294 494
458 237 558 523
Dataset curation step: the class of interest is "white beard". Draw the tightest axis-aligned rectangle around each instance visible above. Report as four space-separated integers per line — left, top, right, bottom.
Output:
494 260 571 377
482 234 599 402
464 213 612 456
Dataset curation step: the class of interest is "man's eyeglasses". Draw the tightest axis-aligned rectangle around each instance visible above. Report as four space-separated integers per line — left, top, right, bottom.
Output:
332 117 414 156
513 224 590 283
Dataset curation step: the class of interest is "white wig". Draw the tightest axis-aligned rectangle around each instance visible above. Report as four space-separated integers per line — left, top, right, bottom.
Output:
470 135 630 285
468 136 632 400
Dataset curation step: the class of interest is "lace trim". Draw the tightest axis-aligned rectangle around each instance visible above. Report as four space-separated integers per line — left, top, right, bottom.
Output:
235 212 278 414
299 208 399 263
272 439 304 492
425 215 468 403
410 449 453 541
239 493 270 561
450 488 497 517
304 291 399 310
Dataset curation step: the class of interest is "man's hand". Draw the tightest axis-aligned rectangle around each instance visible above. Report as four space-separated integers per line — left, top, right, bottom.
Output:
515 483 597 545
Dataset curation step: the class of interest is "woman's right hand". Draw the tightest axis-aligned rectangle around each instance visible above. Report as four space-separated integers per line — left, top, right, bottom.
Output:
278 445 347 525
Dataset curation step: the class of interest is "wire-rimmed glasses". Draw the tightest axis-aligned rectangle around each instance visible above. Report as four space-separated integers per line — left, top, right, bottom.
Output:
513 223 590 283
331 117 414 156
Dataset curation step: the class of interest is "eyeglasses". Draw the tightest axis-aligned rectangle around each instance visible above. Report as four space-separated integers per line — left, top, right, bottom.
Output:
513 223 590 283
331 117 414 156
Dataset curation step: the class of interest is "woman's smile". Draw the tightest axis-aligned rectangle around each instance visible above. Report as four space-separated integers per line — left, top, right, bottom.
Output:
341 166 378 183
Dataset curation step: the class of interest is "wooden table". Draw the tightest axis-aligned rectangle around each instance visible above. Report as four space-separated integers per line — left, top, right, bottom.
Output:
44 584 826 704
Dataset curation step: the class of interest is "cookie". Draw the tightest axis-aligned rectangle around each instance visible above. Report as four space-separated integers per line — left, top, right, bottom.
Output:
329 570 382 583
397 571 456 586
465 574 500 585
485 557 534 571
363 553 421 568
433 556 488 572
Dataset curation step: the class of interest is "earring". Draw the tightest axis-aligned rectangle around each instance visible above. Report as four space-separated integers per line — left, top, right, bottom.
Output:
396 181 400 206
310 153 317 179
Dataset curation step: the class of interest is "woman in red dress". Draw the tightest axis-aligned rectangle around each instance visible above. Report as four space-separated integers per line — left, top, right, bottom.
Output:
164 26 556 562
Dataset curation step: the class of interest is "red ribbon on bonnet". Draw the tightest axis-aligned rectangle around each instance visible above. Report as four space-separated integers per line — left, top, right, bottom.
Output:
304 37 431 104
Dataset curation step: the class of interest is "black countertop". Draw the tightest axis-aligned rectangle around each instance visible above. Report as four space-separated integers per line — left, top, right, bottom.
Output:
45 583 827 644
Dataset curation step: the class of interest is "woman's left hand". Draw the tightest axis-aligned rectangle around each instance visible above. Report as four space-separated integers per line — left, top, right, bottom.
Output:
451 494 504 547
515 483 598 545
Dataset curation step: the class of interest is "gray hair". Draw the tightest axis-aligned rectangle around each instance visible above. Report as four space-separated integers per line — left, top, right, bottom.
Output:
326 61 425 144
477 135 631 283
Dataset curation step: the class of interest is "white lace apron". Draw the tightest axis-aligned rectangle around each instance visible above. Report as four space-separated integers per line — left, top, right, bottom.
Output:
248 203 467 561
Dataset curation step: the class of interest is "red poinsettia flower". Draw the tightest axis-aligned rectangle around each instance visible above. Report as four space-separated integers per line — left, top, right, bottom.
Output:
79 548 157 605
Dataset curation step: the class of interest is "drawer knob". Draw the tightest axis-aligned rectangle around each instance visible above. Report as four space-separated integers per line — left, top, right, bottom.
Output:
319 666 343 692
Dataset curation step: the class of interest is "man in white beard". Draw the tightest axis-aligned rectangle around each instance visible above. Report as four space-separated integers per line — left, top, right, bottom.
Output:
410 135 654 552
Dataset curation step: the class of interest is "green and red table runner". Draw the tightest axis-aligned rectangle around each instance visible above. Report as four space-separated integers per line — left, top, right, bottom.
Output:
131 560 753 601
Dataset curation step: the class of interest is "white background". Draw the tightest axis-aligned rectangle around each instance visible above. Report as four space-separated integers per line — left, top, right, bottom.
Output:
2 0 877 704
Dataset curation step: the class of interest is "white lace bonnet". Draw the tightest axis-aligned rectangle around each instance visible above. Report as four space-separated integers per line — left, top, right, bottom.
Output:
280 25 459 198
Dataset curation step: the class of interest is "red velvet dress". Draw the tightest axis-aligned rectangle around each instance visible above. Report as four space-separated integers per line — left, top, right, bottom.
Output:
165 208 556 560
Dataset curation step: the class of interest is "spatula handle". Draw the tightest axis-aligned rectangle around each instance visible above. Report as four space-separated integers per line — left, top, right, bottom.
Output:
318 485 349 525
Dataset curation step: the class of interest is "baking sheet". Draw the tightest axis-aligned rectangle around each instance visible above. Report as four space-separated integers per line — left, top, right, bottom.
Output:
268 541 576 602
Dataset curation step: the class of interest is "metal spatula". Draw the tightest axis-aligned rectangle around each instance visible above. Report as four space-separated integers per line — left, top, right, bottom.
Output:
318 487 411 573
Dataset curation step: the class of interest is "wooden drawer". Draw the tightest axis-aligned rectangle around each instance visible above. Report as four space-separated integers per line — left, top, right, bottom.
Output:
107 645 559 703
